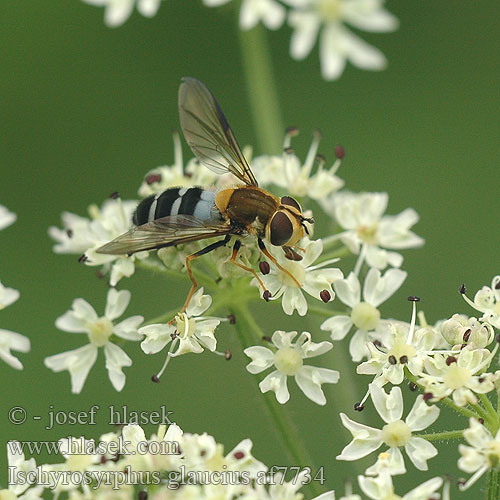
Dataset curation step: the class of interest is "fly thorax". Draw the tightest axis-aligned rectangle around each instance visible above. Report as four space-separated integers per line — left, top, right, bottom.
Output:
274 347 303 376
381 420 412 448
356 224 379 245
316 0 341 21
87 317 113 346
175 313 197 338
443 364 471 390
278 262 305 287
351 302 380 331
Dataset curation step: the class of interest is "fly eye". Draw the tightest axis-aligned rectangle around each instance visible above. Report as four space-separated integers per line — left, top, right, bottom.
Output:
270 212 293 246
280 196 301 212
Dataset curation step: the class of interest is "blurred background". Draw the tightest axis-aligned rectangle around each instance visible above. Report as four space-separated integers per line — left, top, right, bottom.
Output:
1 1 499 497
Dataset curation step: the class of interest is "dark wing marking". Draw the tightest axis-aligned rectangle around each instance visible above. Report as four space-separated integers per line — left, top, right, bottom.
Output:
95 214 232 255
178 77 258 187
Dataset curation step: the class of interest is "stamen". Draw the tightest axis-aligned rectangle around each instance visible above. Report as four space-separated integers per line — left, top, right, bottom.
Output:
259 261 271 275
458 465 489 491
315 154 326 171
78 254 88 263
307 257 340 271
408 382 418 391
334 145 345 159
263 290 272 302
138 491 148 500
110 191 120 199
353 244 367 277
406 298 418 346
227 314 236 325
283 127 299 149
154 338 179 381
320 290 331 303
146 173 162 185
356 387 371 410
459 283 467 294
302 131 321 177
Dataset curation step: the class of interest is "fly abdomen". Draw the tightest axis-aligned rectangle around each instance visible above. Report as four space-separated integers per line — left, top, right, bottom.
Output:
132 187 219 226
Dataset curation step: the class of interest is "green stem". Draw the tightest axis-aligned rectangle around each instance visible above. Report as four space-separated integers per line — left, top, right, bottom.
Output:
486 468 500 500
238 23 284 155
416 429 464 442
479 393 499 431
230 302 323 498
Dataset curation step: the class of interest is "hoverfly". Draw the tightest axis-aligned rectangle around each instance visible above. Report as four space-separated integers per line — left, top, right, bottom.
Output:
97 77 313 311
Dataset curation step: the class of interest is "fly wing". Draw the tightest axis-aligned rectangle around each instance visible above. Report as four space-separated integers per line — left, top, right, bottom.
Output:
179 77 258 187
96 214 232 255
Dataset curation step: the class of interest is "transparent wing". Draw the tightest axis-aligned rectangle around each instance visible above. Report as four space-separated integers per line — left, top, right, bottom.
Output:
96 214 232 255
179 77 258 187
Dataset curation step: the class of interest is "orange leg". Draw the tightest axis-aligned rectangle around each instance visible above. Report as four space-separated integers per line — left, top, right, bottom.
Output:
258 238 302 288
229 240 267 293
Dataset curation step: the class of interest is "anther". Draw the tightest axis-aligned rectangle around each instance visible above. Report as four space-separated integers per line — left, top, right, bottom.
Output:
285 126 299 137
100 455 107 464
78 254 88 263
320 290 331 303
408 382 418 392
373 340 383 348
334 145 345 159
111 453 120 462
354 403 365 412
478 377 485 383
463 329 471 342
407 295 420 302
151 375 160 383
110 191 120 199
263 290 272 302
259 261 270 275
496 334 500 344
399 355 408 364
66 229 73 238
95 270 105 280
388 355 397 365
496 281 500 290
313 128 322 139
446 356 457 365
262 336 272 342
170 333 178 340
284 147 295 155
459 284 466 294
233 451 245 460
479 418 485 425
315 154 326 168
227 314 236 325
457 478 466 487
146 174 162 185
225 350 232 360
138 491 148 500
423 392 433 401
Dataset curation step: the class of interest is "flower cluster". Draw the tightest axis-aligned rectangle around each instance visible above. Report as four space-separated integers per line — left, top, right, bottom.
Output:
2 422 334 499
81 0 398 81
0 205 31 371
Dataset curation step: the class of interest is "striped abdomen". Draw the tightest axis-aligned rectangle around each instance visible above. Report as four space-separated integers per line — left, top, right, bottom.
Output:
133 187 220 226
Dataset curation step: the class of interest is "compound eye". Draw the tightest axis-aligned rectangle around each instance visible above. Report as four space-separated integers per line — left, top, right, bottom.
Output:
281 196 301 212
270 211 293 246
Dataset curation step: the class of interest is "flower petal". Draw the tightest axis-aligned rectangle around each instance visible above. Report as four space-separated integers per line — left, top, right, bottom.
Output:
406 395 440 432
370 384 403 423
104 343 132 391
105 288 131 321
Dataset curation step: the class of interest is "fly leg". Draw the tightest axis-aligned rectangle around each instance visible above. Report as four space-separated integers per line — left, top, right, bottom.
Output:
179 234 232 314
229 240 271 300
258 238 302 288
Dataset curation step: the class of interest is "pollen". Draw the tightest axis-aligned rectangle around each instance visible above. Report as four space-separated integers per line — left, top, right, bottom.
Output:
87 317 113 346
443 364 472 390
274 347 303 376
317 0 342 22
381 420 412 448
351 302 381 331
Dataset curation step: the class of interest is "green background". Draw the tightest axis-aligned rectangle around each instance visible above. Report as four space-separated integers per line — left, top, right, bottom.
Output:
1 0 498 497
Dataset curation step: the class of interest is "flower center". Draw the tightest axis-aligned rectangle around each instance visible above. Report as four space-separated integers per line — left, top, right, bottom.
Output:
486 441 500 468
277 262 306 287
387 340 417 364
381 420 412 448
175 313 197 338
356 223 378 245
317 0 341 22
443 364 471 390
274 347 303 376
351 302 381 331
87 317 113 346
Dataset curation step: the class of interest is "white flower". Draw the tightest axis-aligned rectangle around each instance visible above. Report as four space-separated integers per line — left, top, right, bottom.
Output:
257 238 343 316
418 345 496 407
0 329 31 371
202 0 286 31
5 442 38 496
140 288 220 357
321 267 407 361
137 133 219 197
322 192 424 270
283 0 398 80
358 472 443 500
458 418 500 490
0 282 20 310
251 130 344 201
49 197 146 286
0 205 16 230
44 288 143 393
82 0 163 28
440 313 495 349
461 275 500 329
244 330 340 405
337 383 440 474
